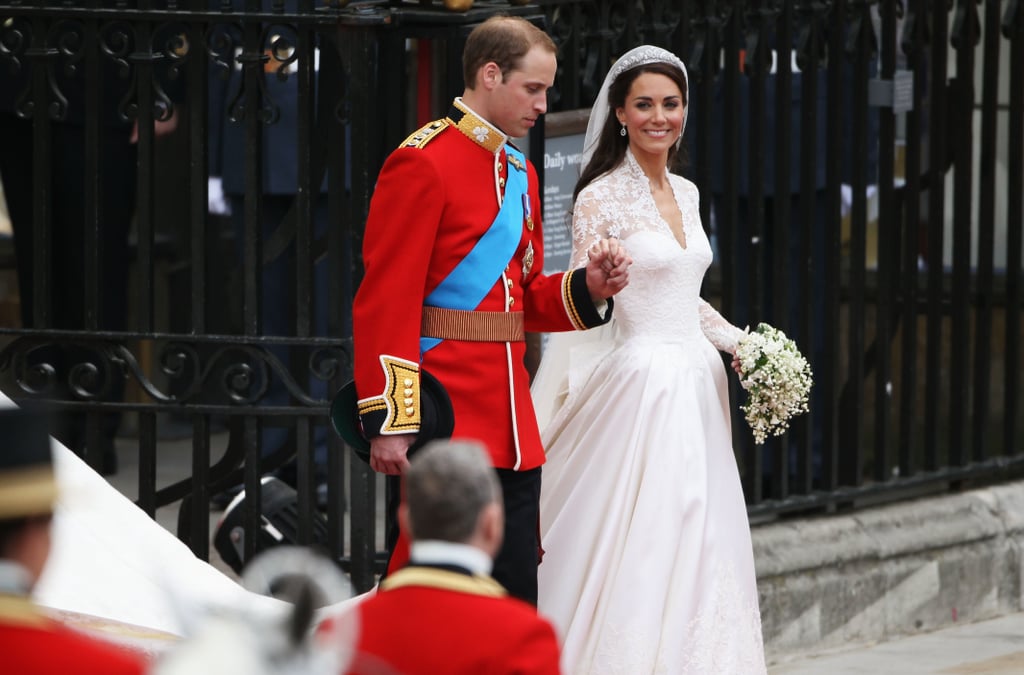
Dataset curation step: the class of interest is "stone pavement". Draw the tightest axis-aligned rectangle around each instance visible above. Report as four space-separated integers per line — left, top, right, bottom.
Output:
769 612 1024 674
754 479 1024 660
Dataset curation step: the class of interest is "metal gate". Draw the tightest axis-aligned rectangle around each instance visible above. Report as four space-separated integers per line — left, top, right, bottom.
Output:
0 0 1020 593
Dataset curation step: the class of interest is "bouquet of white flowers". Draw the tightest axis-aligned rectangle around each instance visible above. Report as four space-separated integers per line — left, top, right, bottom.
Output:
735 323 813 444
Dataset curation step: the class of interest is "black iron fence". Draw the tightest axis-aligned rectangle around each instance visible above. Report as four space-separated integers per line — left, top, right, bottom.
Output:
0 0 1020 591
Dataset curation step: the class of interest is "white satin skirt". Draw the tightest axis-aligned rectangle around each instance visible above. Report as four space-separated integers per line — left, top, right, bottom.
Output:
536 335 767 675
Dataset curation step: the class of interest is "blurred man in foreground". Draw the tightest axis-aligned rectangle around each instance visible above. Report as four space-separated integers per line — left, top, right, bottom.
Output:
0 407 149 674
342 439 561 674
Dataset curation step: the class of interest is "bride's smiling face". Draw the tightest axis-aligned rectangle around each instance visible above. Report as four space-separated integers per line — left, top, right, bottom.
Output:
615 72 686 161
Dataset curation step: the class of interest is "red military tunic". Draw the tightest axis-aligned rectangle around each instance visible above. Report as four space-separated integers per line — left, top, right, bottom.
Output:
353 97 609 471
344 566 561 674
0 594 149 675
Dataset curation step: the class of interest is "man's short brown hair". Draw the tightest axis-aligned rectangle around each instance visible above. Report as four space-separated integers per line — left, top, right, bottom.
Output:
462 15 557 89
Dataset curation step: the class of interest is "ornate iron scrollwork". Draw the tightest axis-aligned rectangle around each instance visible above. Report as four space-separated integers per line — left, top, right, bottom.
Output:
742 0 780 77
845 0 880 60
794 0 828 73
951 0 982 50
214 18 303 128
97 18 181 126
0 337 127 401
0 335 348 410
688 0 726 84
1004 0 1022 39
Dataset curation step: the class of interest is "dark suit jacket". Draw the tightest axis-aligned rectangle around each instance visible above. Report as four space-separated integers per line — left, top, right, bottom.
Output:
706 67 829 197
207 0 327 196
701 48 879 197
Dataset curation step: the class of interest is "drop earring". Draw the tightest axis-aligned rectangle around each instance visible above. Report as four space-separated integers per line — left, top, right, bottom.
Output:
620 125 627 137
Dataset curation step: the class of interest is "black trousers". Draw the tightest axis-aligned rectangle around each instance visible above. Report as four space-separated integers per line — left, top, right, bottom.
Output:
491 466 542 605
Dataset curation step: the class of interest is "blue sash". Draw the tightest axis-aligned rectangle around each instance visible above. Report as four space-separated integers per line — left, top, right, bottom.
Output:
420 145 528 356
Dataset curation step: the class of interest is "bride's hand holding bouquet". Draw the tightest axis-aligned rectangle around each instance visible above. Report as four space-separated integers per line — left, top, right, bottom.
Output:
734 323 814 444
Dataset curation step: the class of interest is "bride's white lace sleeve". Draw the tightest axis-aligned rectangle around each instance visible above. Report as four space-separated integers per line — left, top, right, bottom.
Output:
569 186 615 269
699 299 747 354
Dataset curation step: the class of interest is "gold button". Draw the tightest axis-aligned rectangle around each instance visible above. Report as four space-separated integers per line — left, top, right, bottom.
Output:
499 177 506 188
508 297 515 308
404 387 413 396
405 406 415 416
404 397 414 406
506 279 513 289
404 378 413 387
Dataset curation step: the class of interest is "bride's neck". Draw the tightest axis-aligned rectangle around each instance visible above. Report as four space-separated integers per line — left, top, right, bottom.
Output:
631 149 670 191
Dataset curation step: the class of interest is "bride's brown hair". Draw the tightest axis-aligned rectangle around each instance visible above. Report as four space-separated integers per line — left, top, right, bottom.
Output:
572 60 688 203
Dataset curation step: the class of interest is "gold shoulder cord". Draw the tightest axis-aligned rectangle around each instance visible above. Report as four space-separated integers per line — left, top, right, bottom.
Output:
401 119 449 150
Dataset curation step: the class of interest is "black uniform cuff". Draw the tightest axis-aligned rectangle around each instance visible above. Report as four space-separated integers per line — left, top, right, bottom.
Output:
568 268 614 329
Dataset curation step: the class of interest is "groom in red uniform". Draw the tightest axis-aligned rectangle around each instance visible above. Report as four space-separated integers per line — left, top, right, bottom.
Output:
352 15 630 603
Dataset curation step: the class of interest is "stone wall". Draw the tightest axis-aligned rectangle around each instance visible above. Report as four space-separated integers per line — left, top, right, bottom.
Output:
756 482 1024 661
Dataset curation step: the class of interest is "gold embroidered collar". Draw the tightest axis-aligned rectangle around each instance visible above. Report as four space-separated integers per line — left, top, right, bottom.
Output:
0 594 48 628
380 566 507 598
447 98 507 155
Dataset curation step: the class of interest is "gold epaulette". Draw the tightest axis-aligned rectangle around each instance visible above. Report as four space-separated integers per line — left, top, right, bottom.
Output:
400 119 449 150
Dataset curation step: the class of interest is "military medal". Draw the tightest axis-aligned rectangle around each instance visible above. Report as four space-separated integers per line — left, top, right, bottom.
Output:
522 193 534 231
522 240 535 276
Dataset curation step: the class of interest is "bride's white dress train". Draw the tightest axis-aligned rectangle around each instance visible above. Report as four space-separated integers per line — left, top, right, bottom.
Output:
0 393 288 641
534 151 766 674
0 391 367 657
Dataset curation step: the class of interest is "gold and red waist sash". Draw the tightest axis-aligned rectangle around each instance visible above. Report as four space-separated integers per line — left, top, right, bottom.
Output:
421 306 525 343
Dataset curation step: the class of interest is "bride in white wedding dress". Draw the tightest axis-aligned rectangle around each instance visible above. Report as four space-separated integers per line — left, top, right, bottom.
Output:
533 47 767 674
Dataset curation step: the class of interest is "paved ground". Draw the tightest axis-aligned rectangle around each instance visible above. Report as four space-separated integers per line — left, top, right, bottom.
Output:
769 612 1024 674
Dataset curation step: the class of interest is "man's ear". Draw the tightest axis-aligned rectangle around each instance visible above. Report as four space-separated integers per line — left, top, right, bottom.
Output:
479 501 504 557
479 61 503 90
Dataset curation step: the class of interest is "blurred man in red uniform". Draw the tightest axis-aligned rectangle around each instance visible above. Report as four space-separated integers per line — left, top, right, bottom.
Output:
344 440 561 674
0 408 149 675
352 15 631 604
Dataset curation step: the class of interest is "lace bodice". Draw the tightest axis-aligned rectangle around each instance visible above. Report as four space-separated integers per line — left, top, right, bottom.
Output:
571 150 745 353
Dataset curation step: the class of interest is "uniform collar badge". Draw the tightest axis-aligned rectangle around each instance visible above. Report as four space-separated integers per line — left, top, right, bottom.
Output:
448 98 506 154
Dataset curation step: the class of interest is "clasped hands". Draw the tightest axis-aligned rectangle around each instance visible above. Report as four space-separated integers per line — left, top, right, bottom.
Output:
585 237 632 300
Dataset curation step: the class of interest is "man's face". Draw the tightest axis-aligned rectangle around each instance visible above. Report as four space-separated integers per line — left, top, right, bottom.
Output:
12 515 52 587
489 45 556 139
